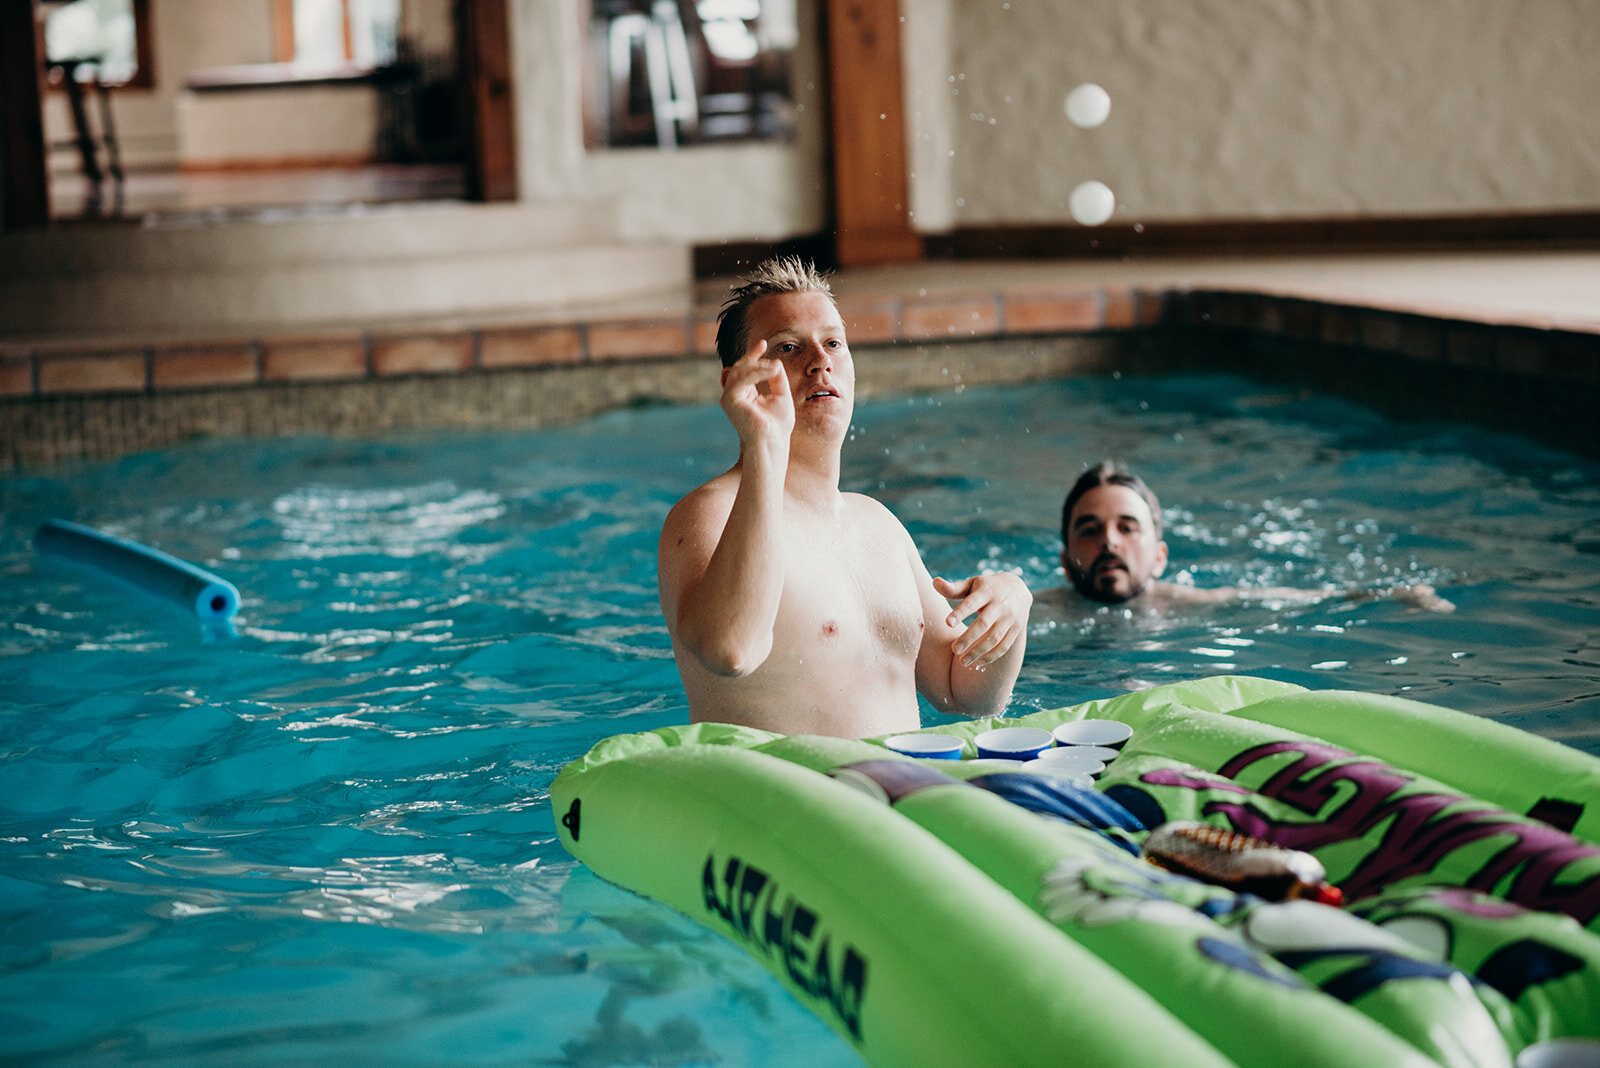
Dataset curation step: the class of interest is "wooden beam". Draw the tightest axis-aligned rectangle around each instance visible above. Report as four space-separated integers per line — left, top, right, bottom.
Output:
824 0 920 266
272 0 296 63
1 0 50 230
130 0 154 88
925 212 1600 260
458 0 518 203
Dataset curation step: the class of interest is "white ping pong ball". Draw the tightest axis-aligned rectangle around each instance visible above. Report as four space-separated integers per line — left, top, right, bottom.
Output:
1068 180 1120 227
1069 181 1117 226
1065 83 1111 128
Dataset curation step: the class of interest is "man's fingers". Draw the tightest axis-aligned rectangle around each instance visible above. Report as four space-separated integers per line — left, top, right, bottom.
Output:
947 595 984 628
725 356 772 390
952 602 1000 654
957 620 1017 666
935 576 981 627
946 573 1029 665
723 352 789 410
758 357 787 395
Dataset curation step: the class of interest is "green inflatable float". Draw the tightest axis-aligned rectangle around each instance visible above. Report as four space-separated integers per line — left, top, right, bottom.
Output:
552 676 1600 1067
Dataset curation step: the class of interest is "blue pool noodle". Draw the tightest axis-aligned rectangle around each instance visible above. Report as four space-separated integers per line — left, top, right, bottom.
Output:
35 518 241 625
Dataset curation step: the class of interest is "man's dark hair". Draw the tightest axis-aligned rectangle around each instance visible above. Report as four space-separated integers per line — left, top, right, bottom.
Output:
1061 461 1164 544
714 256 835 367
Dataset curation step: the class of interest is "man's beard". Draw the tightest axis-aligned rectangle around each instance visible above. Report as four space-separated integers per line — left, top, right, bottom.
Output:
1068 552 1143 605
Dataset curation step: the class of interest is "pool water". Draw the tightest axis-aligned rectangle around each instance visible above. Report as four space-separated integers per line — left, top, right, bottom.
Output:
2 373 1597 1064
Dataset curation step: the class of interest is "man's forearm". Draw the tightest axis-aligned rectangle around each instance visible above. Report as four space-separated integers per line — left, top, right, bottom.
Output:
947 637 1026 718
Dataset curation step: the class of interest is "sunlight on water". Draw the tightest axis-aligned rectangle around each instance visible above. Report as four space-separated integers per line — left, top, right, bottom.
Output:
1 373 1598 1064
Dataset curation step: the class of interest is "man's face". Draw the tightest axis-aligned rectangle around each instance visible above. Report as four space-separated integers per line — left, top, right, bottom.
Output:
742 291 854 436
1062 484 1168 603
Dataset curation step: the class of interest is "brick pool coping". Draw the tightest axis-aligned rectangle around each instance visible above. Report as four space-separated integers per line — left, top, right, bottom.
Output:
3 283 1597 467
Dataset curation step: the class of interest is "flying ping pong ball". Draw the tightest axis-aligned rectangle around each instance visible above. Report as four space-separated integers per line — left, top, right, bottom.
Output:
1069 181 1116 226
1065 83 1111 128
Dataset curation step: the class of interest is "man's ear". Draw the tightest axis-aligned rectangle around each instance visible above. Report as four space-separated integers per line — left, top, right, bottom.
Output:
720 366 731 387
1059 549 1071 574
1153 540 1169 578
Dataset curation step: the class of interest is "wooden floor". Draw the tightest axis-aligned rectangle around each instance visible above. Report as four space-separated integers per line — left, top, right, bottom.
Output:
48 161 466 223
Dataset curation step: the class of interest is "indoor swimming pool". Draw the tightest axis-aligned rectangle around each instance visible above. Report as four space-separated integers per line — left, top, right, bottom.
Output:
2 372 1597 1064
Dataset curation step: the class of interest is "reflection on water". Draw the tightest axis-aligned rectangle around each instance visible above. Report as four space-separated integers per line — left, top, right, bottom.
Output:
1 373 1597 1063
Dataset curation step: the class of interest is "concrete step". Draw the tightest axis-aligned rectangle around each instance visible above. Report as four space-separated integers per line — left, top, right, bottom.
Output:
2 198 624 276
0 199 694 340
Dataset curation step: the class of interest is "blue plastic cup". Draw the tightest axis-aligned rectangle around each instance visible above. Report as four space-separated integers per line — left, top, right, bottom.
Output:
974 726 1055 761
883 732 964 760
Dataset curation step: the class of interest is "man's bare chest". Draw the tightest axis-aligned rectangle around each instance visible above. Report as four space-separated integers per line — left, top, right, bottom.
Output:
773 520 925 660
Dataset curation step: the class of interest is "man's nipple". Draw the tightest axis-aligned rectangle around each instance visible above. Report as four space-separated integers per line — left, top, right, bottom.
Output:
821 620 839 638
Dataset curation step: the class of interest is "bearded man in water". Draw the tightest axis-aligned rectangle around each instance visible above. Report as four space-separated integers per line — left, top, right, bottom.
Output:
1035 461 1453 612
657 258 1031 739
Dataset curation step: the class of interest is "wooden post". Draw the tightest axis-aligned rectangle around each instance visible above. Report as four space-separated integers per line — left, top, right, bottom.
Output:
1 0 51 230
824 0 921 265
458 0 518 203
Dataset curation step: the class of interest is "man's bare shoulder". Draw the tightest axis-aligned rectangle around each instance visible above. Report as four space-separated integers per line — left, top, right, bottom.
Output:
663 471 738 526
1152 582 1249 606
1031 581 1248 617
840 490 900 520
840 491 919 544
1033 578 1452 620
659 474 742 576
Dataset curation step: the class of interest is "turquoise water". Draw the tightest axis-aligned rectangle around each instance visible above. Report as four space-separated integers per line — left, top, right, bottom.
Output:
2 373 1598 1064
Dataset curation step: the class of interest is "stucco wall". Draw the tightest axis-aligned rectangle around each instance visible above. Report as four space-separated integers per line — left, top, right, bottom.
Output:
512 0 828 244
906 0 1600 230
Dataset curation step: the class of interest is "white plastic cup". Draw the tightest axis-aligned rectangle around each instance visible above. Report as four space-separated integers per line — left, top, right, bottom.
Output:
965 758 1027 773
1039 743 1117 765
1034 747 1108 776
883 732 964 760
1052 719 1134 750
974 726 1056 761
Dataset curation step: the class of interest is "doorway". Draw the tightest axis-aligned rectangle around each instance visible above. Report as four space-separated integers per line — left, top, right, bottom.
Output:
6 0 515 230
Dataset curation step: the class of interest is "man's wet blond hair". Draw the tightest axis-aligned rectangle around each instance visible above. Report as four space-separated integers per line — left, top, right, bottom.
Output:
714 257 835 367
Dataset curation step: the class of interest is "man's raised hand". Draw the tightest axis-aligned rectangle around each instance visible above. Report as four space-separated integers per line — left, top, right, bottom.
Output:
721 340 794 453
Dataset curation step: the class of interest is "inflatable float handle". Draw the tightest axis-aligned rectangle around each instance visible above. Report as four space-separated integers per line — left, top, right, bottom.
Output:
35 518 241 625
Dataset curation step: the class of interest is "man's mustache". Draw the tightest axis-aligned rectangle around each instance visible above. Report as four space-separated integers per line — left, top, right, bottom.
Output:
1091 549 1125 574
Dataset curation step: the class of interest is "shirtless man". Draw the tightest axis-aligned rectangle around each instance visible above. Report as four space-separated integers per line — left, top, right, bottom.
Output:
1033 461 1454 613
658 258 1031 738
